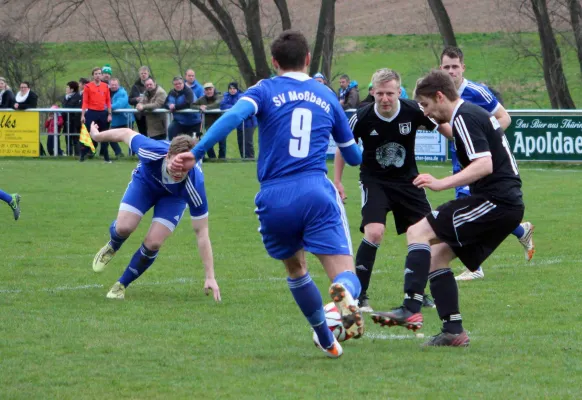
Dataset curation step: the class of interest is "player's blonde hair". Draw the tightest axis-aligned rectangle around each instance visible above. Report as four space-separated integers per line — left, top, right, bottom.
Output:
168 135 197 156
371 68 401 89
411 77 424 99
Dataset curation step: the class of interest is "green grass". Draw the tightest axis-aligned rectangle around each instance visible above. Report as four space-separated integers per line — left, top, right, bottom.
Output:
42 32 582 109
0 158 581 399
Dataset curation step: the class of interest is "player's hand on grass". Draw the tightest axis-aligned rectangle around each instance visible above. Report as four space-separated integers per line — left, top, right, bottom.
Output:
334 180 347 203
413 173 446 191
204 278 221 302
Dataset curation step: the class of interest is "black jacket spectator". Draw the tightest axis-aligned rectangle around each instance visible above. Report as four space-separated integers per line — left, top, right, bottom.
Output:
0 89 15 108
62 91 83 134
15 90 38 110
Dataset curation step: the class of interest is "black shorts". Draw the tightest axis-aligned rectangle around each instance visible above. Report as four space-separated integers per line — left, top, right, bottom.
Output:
359 178 431 234
426 195 524 271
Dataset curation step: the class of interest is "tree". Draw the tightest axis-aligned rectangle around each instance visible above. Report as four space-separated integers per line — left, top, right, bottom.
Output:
188 0 291 86
530 0 576 108
567 0 582 77
0 33 67 106
427 0 457 47
309 0 336 79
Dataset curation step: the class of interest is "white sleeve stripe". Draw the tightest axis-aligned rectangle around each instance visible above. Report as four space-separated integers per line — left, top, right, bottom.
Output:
336 139 356 148
455 116 476 155
490 102 501 115
348 113 358 131
138 149 165 160
468 151 492 160
467 83 494 103
128 133 138 148
240 97 258 115
186 178 203 207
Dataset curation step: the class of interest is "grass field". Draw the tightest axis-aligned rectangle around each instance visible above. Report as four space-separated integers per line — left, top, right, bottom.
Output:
0 157 581 399
42 32 582 109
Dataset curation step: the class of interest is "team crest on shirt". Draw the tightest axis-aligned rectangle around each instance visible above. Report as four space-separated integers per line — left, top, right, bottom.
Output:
399 122 412 135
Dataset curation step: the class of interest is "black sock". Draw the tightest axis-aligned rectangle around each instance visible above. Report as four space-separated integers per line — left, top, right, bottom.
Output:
355 238 379 297
429 268 463 334
402 243 431 313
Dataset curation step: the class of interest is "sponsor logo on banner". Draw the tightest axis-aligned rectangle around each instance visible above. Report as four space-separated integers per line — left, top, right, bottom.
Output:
506 117 582 161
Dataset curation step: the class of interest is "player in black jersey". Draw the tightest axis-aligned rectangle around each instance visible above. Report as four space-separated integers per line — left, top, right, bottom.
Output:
334 68 451 312
371 70 525 347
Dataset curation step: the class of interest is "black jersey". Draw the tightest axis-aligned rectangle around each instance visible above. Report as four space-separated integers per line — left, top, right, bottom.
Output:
451 100 523 206
350 99 437 181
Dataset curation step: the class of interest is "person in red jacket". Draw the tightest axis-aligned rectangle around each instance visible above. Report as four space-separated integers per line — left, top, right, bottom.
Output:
80 67 112 162
45 104 64 156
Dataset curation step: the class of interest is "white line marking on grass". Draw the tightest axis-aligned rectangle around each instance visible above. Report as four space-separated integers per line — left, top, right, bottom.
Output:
364 333 417 340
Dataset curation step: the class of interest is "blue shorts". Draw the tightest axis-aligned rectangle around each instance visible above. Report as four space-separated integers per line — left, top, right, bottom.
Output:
120 177 187 232
255 172 353 260
449 141 471 198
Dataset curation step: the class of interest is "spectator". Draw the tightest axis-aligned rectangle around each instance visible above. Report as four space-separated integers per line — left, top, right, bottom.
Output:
337 74 360 110
193 82 224 158
359 82 375 108
109 78 134 157
136 77 167 140
0 77 15 108
165 76 198 140
129 66 150 136
101 64 112 85
80 67 112 163
312 72 335 93
62 81 83 156
220 81 257 159
79 78 89 95
184 69 203 137
14 81 38 110
45 104 64 156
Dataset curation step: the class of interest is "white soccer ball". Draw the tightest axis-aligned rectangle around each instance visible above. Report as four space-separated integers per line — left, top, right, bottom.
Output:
324 302 350 342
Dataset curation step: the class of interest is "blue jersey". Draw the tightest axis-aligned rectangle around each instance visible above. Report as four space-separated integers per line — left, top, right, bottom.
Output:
240 72 356 183
128 134 208 219
451 79 501 197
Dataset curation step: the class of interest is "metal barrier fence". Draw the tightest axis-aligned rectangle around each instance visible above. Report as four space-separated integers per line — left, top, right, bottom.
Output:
2 108 582 162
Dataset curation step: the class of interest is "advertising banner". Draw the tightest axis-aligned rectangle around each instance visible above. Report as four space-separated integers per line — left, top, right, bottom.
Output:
0 111 40 157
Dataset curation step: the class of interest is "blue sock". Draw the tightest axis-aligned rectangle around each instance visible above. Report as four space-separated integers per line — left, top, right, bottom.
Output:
333 271 362 300
109 221 128 251
287 273 334 349
0 190 12 204
512 224 525 239
119 244 159 287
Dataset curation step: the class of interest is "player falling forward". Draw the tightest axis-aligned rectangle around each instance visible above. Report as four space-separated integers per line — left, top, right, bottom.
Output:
372 70 526 346
440 46 534 280
89 122 220 301
334 68 451 312
169 30 364 358
0 190 20 220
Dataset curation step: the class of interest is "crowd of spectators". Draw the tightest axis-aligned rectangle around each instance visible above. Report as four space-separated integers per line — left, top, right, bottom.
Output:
0 66 432 160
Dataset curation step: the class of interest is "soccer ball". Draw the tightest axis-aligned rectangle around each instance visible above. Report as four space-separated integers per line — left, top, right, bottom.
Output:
324 302 349 342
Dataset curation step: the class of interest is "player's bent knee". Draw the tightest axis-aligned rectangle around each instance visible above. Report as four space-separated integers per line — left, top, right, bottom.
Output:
364 224 385 244
406 218 434 244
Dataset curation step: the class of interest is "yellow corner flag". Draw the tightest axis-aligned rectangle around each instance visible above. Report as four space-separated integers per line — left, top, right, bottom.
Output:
80 124 95 153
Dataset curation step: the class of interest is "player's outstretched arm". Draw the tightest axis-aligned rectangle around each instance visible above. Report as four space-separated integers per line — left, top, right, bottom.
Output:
89 122 136 145
191 100 255 161
437 123 454 139
191 216 221 302
333 147 347 201
494 105 512 131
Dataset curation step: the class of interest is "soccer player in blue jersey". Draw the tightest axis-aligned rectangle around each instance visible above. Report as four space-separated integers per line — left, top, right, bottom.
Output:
170 30 364 358
88 122 221 301
0 190 20 220
440 46 535 280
